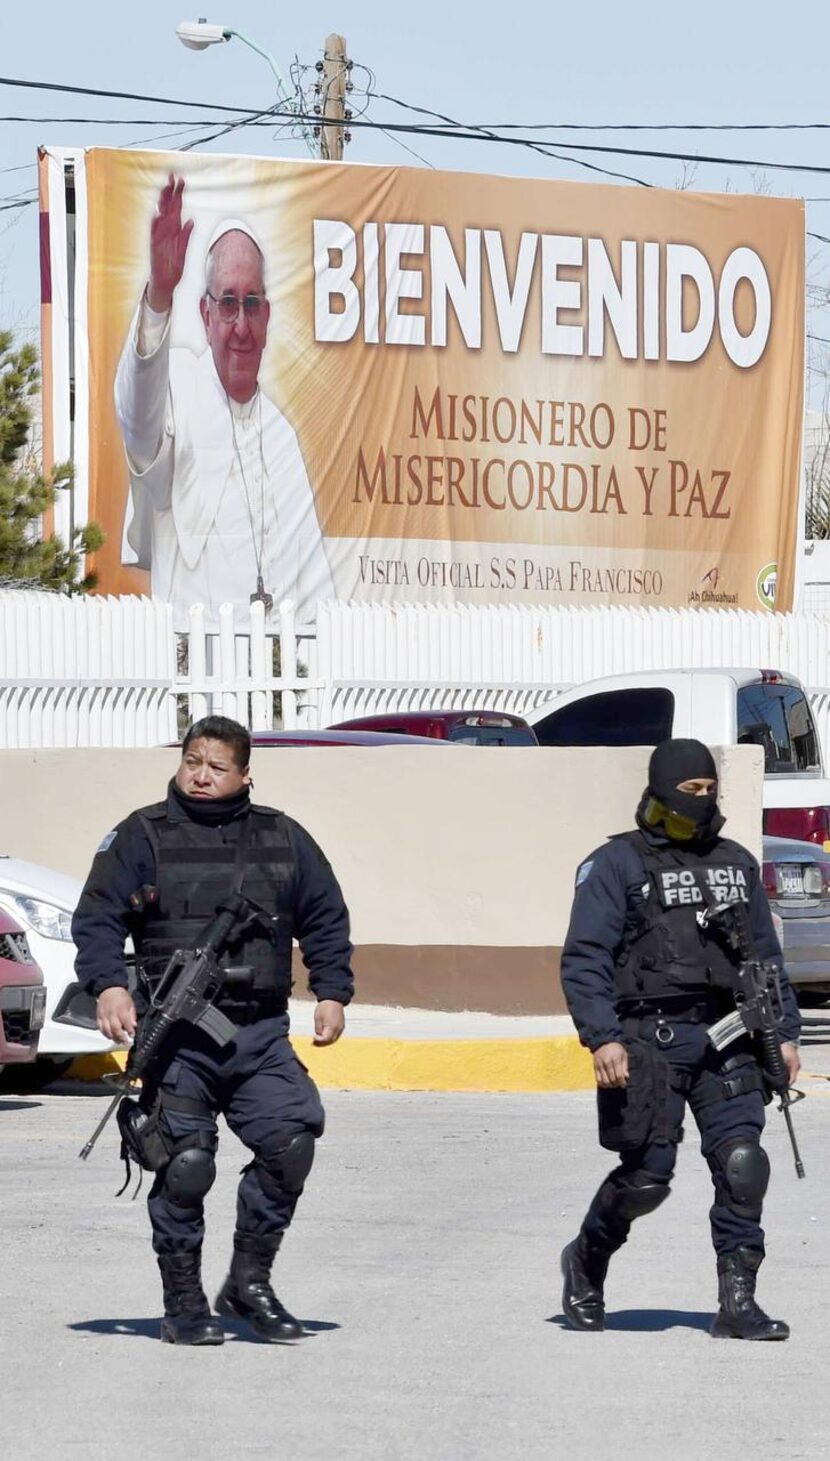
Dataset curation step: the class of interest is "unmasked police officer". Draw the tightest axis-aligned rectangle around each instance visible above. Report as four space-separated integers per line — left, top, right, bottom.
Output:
72 715 354 1346
559 738 801 1340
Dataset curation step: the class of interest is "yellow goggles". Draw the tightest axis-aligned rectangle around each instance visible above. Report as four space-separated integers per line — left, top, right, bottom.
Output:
642 796 700 842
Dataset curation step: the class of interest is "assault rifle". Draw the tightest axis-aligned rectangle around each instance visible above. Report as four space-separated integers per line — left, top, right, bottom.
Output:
73 893 255 1162
701 894 805 1179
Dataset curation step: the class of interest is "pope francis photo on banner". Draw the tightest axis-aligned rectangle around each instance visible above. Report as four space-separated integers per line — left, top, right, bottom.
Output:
115 174 335 627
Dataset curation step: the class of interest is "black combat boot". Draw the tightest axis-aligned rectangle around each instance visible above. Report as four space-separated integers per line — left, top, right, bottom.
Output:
215 1233 304 1342
710 1247 789 1341
158 1252 224 1345
560 1235 612 1331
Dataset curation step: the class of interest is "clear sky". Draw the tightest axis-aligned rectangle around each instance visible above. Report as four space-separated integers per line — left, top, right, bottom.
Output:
3 0 830 399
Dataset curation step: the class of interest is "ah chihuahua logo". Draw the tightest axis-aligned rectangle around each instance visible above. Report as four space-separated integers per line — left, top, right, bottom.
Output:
689 565 738 605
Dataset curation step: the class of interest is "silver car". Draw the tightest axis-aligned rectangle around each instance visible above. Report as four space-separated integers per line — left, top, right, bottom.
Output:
763 836 830 1000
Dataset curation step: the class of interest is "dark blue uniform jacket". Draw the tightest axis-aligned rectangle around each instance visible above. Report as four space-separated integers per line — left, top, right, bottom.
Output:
561 833 801 1052
72 796 354 1006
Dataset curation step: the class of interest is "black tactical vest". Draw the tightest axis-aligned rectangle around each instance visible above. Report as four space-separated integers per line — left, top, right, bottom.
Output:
133 799 297 1007
614 831 754 1002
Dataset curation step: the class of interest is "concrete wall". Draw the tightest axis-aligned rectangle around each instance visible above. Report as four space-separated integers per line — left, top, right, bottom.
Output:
0 744 763 1014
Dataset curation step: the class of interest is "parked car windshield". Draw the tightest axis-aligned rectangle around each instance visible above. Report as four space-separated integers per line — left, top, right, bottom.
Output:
448 725 537 745
737 683 821 773
533 688 675 747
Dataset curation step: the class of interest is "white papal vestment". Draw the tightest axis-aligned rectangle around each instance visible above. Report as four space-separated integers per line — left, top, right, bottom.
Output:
115 300 335 626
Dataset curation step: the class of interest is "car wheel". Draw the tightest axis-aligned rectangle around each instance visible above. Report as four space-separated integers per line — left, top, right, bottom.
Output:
0 1057 74 1093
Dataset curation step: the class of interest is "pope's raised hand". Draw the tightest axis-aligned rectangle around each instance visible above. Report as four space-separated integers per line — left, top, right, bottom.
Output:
147 174 194 314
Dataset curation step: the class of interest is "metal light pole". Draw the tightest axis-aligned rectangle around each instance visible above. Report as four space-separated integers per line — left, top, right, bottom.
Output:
176 19 317 156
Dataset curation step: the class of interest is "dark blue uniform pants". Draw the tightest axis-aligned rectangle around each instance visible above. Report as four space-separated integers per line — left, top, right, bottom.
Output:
147 1016 325 1256
584 1022 767 1256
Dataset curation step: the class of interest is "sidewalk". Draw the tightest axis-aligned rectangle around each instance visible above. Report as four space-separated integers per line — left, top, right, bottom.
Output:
67 1000 830 1094
67 999 594 1092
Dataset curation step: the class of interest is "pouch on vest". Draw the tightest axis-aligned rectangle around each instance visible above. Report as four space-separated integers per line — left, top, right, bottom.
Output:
116 1091 173 1173
597 1038 673 1152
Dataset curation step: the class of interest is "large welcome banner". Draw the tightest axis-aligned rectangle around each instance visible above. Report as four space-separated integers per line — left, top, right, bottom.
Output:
40 146 805 621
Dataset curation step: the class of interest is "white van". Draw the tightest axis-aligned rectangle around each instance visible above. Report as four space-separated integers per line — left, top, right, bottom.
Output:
526 668 830 846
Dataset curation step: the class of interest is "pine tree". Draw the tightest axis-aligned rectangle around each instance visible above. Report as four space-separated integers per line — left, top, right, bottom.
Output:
0 329 104 590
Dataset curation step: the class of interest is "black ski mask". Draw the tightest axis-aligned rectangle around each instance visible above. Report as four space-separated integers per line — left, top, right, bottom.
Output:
638 738 722 843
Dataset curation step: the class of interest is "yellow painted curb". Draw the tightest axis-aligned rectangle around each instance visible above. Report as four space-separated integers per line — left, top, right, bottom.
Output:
296 1035 594 1092
67 1035 594 1093
67 1051 126 1081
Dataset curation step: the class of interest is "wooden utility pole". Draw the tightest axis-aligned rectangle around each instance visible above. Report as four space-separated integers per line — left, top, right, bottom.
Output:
319 34 350 161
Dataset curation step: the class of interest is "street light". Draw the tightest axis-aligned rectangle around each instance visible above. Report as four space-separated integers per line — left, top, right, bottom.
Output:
175 18 317 155
176 20 230 49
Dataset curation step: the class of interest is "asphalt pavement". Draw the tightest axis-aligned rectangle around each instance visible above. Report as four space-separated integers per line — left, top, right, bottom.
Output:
1 1023 829 1461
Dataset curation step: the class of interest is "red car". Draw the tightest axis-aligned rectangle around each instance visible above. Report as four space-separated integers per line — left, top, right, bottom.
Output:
172 730 454 749
248 729 455 747
330 711 539 745
0 909 46 1071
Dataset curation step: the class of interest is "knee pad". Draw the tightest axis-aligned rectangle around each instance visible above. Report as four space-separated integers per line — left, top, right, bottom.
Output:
258 1129 316 1196
612 1169 672 1221
715 1140 770 1215
162 1147 216 1205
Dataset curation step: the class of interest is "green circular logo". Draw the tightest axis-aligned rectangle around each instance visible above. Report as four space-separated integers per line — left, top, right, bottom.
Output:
756 562 777 611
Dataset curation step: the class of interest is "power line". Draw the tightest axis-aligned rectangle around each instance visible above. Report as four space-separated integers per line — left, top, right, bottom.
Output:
9 75 830 135
0 110 647 184
0 115 235 125
375 126 436 169
178 102 285 153
0 74 257 114
341 79 650 186
356 106 830 179
9 75 830 185
414 120 830 134
5 108 829 184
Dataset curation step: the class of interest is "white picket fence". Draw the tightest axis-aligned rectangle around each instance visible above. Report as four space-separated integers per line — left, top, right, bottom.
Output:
0 592 176 748
180 601 321 733
4 591 830 755
315 598 830 719
0 593 315 748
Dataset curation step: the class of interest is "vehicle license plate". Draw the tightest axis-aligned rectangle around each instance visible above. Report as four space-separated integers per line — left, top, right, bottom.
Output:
29 988 47 1031
778 865 803 898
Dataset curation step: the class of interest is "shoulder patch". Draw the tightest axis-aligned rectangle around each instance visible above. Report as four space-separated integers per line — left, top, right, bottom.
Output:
575 859 594 888
96 830 117 855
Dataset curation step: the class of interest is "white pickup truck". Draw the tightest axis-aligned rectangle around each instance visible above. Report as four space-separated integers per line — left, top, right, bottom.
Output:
526 668 830 846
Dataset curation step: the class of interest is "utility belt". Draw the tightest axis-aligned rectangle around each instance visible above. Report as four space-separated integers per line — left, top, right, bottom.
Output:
618 993 732 1035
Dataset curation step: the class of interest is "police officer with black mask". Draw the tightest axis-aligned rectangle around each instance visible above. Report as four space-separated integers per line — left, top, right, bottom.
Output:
72 715 354 1346
559 738 801 1340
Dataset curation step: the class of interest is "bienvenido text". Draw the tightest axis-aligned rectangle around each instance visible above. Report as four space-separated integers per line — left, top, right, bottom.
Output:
314 222 772 368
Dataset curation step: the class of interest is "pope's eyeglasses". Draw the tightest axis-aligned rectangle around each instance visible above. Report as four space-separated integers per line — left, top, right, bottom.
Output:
205 290 266 323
